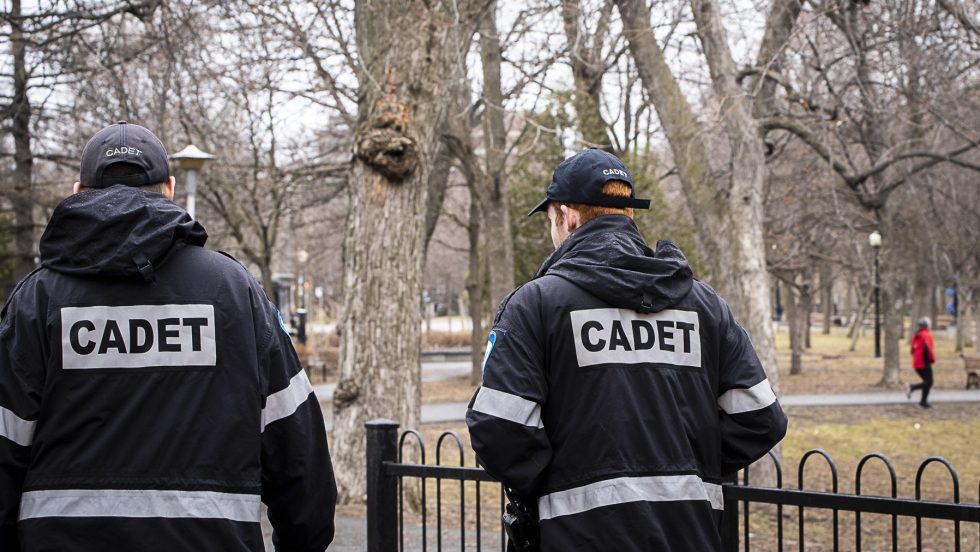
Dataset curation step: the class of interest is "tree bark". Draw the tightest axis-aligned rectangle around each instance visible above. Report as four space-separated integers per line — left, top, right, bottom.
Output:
821 264 833 335
955 285 965 353
425 143 453 251
615 0 720 270
689 0 780 385
972 288 980 348
878 213 902 385
801 281 812 349
617 0 794 486
561 0 614 150
849 289 873 352
881 283 903 385
910 268 931 335
334 0 486 503
467 179 484 385
785 280 804 375
479 1 515 309
616 0 779 382
10 0 36 288
749 0 803 119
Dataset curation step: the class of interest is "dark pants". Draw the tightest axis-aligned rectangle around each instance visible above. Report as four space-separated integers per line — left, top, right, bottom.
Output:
910 367 933 405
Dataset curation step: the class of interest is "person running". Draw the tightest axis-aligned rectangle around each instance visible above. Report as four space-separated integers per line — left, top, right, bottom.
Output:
908 316 936 409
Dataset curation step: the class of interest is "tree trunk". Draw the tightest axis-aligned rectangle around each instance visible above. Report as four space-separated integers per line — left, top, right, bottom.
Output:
616 0 779 391
872 207 902 386
973 288 980 354
881 282 903 385
849 287 873 352
467 177 485 385
821 264 833 335
689 0 779 388
479 1 515 308
910 268 931 335
425 144 454 250
801 282 813 349
561 0 614 150
617 0 793 486
334 0 485 503
784 281 804 375
10 0 36 289
616 0 721 274
955 284 964 353
749 0 802 119
259 264 274 303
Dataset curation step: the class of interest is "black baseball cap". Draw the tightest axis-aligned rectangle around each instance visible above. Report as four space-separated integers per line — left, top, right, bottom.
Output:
79 121 170 188
528 148 651 216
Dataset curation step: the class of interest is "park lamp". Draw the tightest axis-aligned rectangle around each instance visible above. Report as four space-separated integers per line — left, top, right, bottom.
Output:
170 145 215 219
868 230 882 249
170 144 215 171
869 230 882 358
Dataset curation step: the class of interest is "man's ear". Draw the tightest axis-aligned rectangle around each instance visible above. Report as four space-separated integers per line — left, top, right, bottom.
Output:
72 182 83 195
560 204 579 232
163 176 176 200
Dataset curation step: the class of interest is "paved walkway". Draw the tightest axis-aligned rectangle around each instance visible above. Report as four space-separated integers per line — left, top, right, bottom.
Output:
411 388 980 425
317 358 980 428
314 360 470 401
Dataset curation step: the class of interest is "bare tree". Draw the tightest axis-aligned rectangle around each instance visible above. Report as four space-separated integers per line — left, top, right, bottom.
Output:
0 0 163 292
615 0 802 392
758 0 980 384
332 0 490 502
561 0 617 151
480 0 516 312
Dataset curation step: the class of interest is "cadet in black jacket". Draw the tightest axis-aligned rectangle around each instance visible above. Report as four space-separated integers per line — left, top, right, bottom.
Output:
0 122 337 551
466 149 787 552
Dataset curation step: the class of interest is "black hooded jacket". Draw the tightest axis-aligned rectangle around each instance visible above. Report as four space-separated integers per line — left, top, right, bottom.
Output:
0 186 336 552
466 215 787 552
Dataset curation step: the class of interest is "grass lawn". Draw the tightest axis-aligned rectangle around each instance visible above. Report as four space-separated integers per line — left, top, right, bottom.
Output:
773 325 975 394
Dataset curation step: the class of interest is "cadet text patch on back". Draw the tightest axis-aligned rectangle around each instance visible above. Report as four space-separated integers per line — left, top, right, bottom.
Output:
569 308 701 368
61 304 217 369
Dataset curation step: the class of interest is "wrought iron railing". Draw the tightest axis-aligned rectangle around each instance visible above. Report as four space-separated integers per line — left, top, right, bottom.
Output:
366 419 980 552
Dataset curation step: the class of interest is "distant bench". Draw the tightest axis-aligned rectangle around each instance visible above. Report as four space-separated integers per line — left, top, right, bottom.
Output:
964 355 980 390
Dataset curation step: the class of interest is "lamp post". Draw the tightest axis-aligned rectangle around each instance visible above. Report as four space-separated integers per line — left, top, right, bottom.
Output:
170 145 215 219
296 249 309 345
869 230 882 358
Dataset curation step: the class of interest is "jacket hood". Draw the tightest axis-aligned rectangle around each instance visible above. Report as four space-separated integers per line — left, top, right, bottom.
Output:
534 214 693 313
39 185 208 280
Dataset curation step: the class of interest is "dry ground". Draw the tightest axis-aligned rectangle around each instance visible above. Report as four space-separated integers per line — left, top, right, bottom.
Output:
773 326 976 395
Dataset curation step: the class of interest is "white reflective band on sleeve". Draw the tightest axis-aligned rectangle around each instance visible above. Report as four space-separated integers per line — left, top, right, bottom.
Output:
718 378 777 414
0 405 35 447
19 489 261 522
261 369 314 431
470 387 544 429
537 475 723 520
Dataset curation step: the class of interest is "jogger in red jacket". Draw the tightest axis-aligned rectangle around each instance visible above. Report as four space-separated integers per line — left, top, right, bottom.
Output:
908 317 936 408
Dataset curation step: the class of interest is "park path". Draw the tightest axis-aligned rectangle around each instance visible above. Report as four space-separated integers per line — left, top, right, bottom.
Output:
315 358 980 429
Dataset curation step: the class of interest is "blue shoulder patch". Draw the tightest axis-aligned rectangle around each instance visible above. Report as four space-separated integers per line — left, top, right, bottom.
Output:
277 311 290 335
481 330 497 379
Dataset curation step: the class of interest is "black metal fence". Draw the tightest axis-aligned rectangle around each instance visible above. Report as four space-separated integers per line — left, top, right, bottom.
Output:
366 419 980 552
